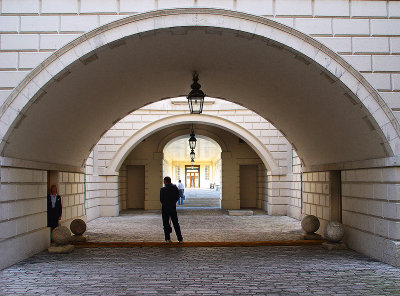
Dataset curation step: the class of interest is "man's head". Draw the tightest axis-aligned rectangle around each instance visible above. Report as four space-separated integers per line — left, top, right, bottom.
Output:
164 176 171 185
50 185 57 195
178 180 181 183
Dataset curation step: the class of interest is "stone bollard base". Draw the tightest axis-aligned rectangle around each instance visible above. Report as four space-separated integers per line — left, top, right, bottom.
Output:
48 244 75 254
69 235 88 242
322 242 347 251
302 233 322 240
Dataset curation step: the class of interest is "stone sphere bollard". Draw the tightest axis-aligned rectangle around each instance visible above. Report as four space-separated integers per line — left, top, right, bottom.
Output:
51 226 72 245
301 215 320 234
324 221 345 243
70 219 86 235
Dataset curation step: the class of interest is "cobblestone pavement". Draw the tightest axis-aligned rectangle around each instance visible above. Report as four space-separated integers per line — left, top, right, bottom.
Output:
85 209 304 242
1 246 399 295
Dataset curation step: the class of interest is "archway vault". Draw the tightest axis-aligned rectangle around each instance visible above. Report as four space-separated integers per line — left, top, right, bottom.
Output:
1 8 398 170
105 114 282 175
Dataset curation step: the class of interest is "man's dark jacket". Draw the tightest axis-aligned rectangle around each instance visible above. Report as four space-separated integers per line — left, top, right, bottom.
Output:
47 194 62 228
160 184 180 210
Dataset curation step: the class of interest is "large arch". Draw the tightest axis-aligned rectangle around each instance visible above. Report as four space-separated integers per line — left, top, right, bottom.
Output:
105 114 281 175
0 8 398 172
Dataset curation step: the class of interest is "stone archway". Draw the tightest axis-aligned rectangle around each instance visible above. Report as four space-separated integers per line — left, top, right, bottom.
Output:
1 8 399 268
0 8 397 170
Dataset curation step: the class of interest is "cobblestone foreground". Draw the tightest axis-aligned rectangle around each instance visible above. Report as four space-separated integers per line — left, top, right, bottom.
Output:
1 246 399 295
86 209 304 242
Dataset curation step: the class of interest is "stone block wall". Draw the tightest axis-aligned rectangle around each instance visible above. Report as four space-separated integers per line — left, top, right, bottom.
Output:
0 167 49 270
342 167 400 266
257 164 268 210
302 171 331 234
118 165 128 211
57 171 86 227
287 152 302 220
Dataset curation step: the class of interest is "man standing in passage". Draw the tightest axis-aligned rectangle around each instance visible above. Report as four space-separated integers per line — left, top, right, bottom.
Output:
177 179 185 205
160 176 183 243
47 185 62 230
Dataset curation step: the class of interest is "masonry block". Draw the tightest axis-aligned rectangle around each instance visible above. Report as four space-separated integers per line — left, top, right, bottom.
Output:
236 0 273 15
21 16 59 32
275 0 312 16
362 73 391 90
1 34 39 50
0 16 19 32
380 92 400 109
333 19 369 35
80 0 117 14
158 0 195 9
40 34 80 50
316 37 351 53
389 1 400 17
0 71 30 88
2 0 39 14
353 37 389 54
351 0 387 17
0 52 18 69
19 52 52 69
295 18 332 35
373 56 400 72
60 15 99 32
372 20 400 36
314 0 349 17
42 0 78 14
120 0 152 12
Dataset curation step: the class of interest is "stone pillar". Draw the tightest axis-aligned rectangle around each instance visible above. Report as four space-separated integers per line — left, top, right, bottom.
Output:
266 173 290 215
144 152 163 210
221 152 239 209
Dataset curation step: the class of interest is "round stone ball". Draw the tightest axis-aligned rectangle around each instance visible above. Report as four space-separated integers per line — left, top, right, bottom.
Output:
324 221 345 243
70 219 87 235
301 215 320 234
51 226 71 245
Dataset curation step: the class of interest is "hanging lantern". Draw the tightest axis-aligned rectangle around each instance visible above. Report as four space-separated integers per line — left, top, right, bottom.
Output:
190 149 195 162
188 129 197 150
187 72 205 114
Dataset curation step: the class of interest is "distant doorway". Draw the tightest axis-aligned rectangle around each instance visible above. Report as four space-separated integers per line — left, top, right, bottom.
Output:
185 165 200 188
127 165 145 209
240 165 258 208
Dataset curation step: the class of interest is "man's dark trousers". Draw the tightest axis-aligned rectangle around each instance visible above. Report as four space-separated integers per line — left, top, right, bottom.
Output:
160 183 183 241
162 208 182 241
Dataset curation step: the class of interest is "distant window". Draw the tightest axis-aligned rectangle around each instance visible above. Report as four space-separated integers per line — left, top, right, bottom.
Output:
205 165 210 180
175 166 180 180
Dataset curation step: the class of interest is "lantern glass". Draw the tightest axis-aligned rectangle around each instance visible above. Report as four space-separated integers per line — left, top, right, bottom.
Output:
188 96 204 114
188 133 197 150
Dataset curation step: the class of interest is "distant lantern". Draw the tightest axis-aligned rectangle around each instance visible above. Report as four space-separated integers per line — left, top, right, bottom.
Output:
187 72 205 114
190 149 195 162
188 129 197 150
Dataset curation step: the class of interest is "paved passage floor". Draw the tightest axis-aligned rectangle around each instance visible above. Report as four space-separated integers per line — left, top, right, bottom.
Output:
85 209 304 242
1 246 399 295
178 188 221 208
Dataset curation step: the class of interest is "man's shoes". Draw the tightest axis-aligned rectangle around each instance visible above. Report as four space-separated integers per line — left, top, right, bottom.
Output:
178 240 183 244
165 240 172 244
